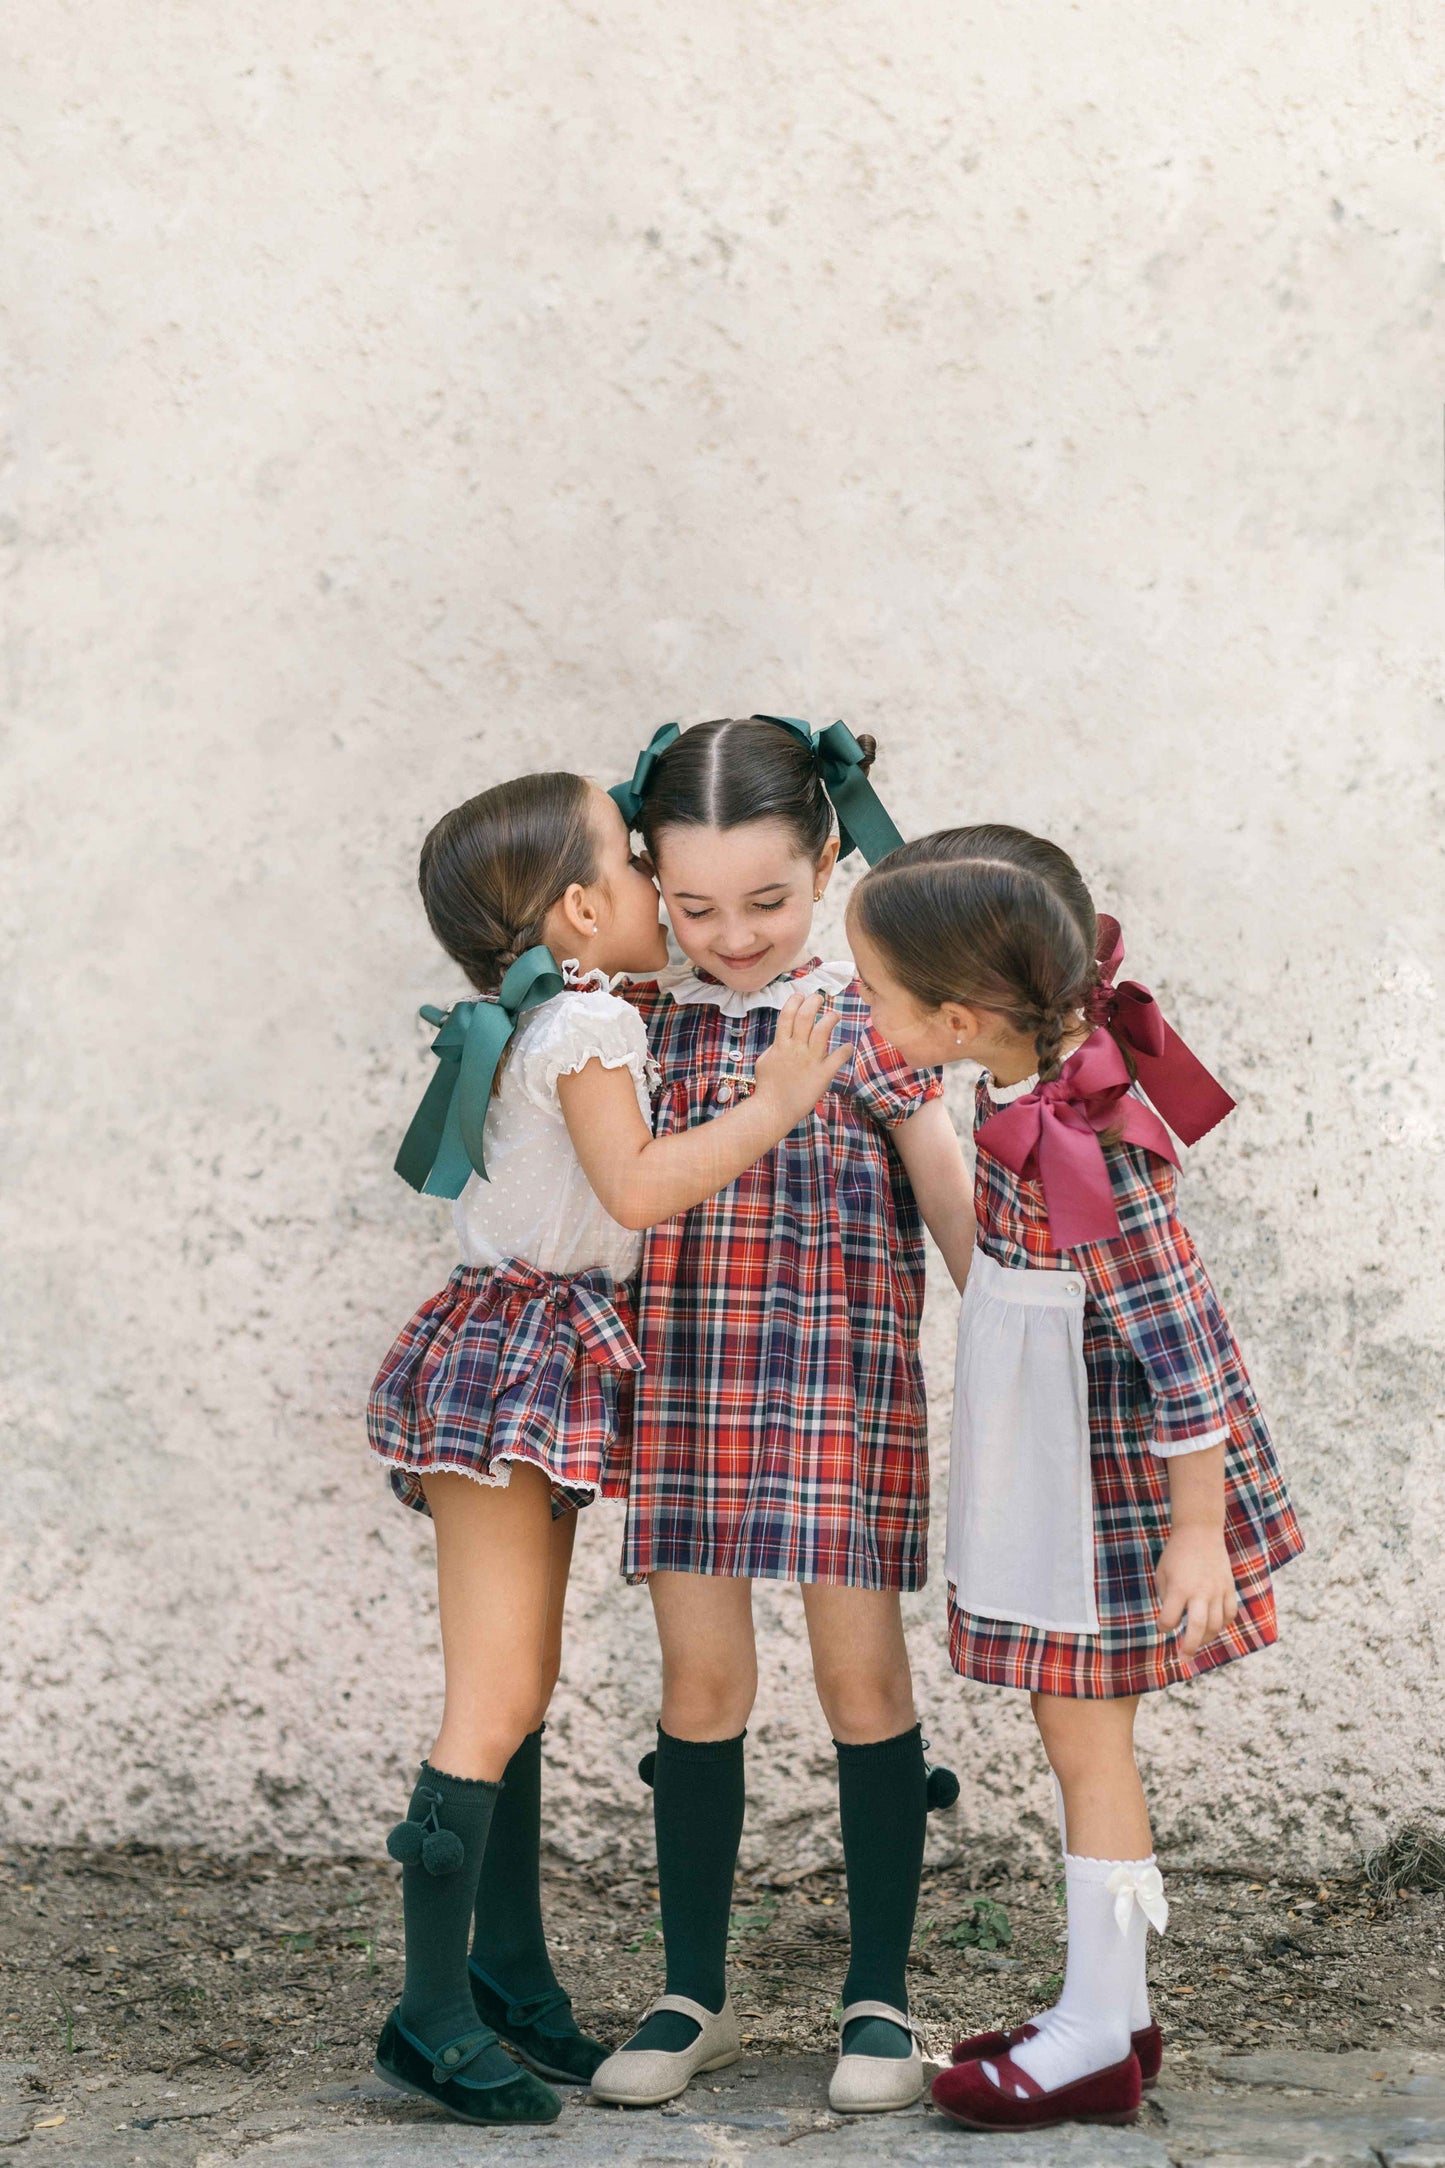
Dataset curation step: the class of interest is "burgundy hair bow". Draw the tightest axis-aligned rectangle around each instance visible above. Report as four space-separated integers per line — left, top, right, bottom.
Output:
975 921 1235 1250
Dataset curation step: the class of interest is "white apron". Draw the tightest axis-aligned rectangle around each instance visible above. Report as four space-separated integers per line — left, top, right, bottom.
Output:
945 1247 1100 1635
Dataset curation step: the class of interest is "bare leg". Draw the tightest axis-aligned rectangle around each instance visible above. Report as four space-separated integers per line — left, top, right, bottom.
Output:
801 1584 916 1743
1031 1693 1150 1859
423 1465 558 1781
651 1570 758 1740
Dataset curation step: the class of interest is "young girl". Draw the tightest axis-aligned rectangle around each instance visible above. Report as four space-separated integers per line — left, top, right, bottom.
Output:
366 771 848 2127
848 825 1304 2134
590 718 976 2117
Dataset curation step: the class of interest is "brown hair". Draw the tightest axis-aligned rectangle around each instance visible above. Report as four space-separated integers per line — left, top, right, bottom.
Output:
636 716 877 864
853 824 1103 1081
418 772 597 994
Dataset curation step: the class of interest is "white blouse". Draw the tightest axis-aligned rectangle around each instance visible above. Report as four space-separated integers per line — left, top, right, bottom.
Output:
452 987 657 1281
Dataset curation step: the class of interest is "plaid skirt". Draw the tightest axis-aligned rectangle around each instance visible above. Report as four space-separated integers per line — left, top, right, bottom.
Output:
367 1260 640 1517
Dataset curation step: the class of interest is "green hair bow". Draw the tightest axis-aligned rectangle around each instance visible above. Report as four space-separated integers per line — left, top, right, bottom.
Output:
608 715 902 864
750 715 903 863
393 946 565 1195
608 721 681 830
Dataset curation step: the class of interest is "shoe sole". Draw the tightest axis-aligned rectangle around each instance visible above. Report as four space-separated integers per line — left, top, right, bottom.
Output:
831 2080 927 2116
591 2045 742 2109
372 2058 561 2127
935 2103 1139 2132
501 2043 599 2086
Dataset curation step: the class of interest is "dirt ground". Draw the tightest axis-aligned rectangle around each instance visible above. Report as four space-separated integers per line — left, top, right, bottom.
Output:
3 1841 1442 2128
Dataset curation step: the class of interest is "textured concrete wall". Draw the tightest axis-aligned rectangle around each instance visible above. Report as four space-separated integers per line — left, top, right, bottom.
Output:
3 1 1439 1876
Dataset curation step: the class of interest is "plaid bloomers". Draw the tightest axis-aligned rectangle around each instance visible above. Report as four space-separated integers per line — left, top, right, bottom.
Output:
619 968 942 1591
367 1259 640 1516
949 1079 1304 1697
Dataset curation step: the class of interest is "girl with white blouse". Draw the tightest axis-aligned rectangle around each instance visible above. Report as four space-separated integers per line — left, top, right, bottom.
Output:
366 771 845 2129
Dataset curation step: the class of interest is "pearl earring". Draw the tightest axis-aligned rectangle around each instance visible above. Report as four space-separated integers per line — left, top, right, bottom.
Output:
814 889 824 902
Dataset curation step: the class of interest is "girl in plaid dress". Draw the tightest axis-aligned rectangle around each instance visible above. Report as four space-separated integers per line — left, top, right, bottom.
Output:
849 825 1304 2135
591 720 976 2118
366 772 847 2128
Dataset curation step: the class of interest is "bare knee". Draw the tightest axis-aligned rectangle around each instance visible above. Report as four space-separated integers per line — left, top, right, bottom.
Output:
661 1656 756 1741
816 1660 916 1745
1031 1692 1136 1784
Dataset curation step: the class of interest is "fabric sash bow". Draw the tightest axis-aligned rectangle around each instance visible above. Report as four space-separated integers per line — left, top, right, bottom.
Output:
609 715 903 864
491 1260 645 1377
1089 916 1236 1146
1106 1861 1170 1937
393 946 566 1195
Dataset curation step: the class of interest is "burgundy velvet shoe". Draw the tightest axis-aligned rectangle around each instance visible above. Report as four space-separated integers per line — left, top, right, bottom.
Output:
931 2047 1143 2132
949 2020 1163 2088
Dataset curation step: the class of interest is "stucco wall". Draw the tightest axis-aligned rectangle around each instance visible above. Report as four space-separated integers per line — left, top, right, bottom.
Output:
2 1 1440 1877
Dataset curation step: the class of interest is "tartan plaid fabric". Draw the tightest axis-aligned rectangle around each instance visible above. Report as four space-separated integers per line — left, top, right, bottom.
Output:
367 1259 640 1518
949 1077 1304 1696
618 966 942 1590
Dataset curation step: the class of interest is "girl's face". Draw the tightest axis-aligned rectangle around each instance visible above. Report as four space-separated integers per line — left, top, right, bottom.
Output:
557 787 669 977
650 820 838 992
849 912 1046 1083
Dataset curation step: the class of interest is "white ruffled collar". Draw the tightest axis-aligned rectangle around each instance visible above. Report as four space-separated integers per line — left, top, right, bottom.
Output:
560 957 625 994
652 957 854 1019
981 1068 1040 1105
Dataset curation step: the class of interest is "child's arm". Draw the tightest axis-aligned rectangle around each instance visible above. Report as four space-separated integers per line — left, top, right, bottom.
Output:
1156 1443 1239 1656
1070 1141 1242 1652
890 1098 976 1293
558 992 848 1231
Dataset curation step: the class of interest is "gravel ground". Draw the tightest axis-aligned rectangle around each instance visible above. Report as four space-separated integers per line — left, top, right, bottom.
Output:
2 1842 1442 2134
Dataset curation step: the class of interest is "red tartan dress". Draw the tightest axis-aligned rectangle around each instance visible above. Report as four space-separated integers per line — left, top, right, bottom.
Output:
948 1072 1304 1696
620 960 942 1591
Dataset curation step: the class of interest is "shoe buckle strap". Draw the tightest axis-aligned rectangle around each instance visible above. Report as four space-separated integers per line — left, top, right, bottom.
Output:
504 1985 573 2030
427 2026 500 2084
838 1999 922 2045
980 2050 1045 2101
646 1992 726 2027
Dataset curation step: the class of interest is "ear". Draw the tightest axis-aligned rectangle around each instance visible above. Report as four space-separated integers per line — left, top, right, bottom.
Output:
554 880 600 945
939 1000 983 1046
813 835 842 891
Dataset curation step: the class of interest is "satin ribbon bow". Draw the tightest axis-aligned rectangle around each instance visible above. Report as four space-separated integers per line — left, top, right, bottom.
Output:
393 946 566 1195
1089 917 1235 1146
1106 1862 1170 1937
974 1030 1185 1250
608 721 681 830
750 714 904 863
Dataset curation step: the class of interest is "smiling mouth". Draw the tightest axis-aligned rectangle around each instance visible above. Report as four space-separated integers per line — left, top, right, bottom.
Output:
717 949 770 968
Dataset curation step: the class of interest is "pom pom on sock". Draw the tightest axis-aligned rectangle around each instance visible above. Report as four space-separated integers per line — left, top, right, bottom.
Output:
926 1764 961 1812
388 1785 467 1877
422 1827 465 1875
637 1749 657 1788
387 1820 425 1864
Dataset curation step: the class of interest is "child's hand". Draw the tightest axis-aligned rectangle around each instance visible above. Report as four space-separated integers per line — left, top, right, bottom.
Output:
1155 1525 1239 1656
753 993 849 1124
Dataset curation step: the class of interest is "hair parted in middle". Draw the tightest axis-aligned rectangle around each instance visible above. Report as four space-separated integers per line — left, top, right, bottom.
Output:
852 824 1104 1082
635 716 877 864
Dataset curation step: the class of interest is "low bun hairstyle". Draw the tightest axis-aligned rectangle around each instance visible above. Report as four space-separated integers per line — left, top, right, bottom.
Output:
636 716 874 864
418 772 597 994
854 825 1099 1082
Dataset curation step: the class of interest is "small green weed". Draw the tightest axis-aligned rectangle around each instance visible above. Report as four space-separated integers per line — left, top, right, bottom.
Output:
940 1896 1013 1952
625 1913 664 1953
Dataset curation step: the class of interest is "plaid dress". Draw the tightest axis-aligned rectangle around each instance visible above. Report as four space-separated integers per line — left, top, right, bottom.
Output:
620 961 942 1590
949 1076 1304 1696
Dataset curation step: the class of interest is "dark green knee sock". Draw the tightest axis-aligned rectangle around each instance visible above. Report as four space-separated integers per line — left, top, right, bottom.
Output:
469 1727 561 2003
389 1763 516 2082
836 1726 927 2058
626 1727 746 2055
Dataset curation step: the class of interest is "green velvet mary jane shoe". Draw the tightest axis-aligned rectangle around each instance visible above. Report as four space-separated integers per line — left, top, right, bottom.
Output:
468 1962 611 2085
373 2009 562 2125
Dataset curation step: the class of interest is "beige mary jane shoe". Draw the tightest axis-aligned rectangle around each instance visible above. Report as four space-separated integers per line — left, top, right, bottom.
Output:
828 1999 926 2114
590 1993 741 2109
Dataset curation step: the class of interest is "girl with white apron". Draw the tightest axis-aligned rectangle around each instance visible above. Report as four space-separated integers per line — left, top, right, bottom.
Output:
848 825 1303 2137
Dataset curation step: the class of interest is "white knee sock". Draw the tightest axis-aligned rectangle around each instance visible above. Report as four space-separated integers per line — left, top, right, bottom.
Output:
1000 1856 1166 2094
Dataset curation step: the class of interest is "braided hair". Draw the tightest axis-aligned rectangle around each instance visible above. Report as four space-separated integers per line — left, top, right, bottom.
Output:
852 824 1101 1082
418 772 597 994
